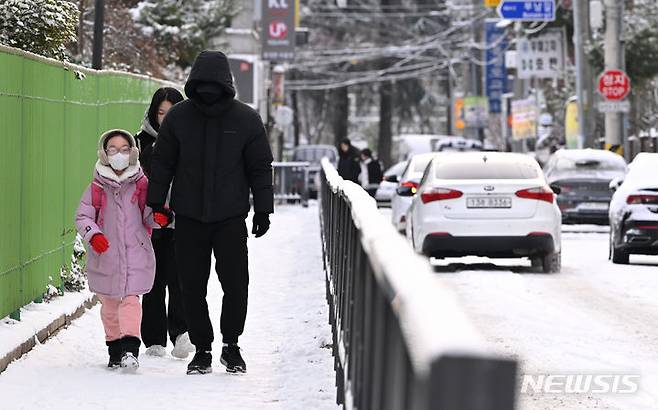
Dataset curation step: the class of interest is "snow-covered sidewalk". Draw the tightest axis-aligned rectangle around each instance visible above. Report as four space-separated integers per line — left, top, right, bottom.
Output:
0 204 338 410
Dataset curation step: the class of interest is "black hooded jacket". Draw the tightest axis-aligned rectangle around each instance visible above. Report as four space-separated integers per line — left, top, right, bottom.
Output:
147 51 274 223
337 146 361 183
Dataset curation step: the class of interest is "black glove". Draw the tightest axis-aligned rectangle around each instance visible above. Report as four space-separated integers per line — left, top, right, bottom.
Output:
252 213 270 238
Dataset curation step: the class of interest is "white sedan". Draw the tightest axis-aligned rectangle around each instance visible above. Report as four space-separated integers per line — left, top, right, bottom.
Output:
404 152 562 273
390 153 439 232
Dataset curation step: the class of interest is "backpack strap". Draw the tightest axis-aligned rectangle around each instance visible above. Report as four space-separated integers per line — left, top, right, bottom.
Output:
132 174 149 213
131 174 152 235
91 180 106 227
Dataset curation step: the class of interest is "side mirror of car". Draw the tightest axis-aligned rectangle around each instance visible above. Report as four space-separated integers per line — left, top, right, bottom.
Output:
609 178 623 192
396 186 416 197
386 175 399 184
550 183 562 195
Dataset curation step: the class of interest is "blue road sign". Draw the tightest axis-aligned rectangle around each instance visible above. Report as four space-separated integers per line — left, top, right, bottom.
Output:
485 21 509 114
497 0 556 21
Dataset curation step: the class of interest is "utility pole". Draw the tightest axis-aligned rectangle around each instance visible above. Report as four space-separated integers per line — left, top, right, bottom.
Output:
92 0 105 70
573 0 591 148
470 0 484 142
603 0 624 155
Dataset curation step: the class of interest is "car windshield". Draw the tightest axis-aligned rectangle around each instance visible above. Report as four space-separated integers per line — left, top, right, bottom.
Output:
435 160 539 179
293 148 336 163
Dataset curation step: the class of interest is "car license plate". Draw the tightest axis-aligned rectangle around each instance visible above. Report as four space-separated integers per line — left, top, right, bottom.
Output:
466 196 512 209
578 202 608 211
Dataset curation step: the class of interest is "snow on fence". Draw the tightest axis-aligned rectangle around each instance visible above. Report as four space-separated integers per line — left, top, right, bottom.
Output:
319 158 517 410
0 45 178 320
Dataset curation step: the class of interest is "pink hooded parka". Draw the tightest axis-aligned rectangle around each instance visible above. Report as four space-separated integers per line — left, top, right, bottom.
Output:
75 130 157 299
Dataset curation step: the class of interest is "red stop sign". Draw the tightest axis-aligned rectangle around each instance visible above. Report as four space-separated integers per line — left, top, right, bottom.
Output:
598 70 631 101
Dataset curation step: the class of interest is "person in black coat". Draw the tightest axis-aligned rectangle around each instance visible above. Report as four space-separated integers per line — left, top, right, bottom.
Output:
135 87 194 359
337 138 361 183
359 148 384 197
147 50 274 375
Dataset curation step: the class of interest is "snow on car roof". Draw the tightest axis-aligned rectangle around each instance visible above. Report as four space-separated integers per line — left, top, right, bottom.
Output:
554 148 627 165
437 151 538 165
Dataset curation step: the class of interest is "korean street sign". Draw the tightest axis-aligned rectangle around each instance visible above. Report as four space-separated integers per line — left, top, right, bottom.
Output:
516 29 565 79
485 20 509 114
497 0 556 21
598 69 631 101
598 101 631 113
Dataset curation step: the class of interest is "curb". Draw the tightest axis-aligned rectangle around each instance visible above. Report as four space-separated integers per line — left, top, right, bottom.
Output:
0 294 99 374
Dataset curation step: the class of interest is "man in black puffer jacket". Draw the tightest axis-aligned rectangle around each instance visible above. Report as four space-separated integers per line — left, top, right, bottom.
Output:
147 50 274 375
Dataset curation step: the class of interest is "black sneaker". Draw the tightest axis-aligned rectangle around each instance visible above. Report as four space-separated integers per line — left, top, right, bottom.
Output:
187 351 212 375
106 340 123 369
220 344 246 374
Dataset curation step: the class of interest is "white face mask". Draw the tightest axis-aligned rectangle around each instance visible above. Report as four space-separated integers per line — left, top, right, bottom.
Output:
108 152 130 171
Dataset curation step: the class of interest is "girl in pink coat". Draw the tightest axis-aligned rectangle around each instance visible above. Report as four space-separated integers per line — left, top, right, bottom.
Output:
76 129 158 371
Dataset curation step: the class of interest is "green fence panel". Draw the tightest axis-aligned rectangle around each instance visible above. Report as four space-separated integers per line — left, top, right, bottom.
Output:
0 45 178 319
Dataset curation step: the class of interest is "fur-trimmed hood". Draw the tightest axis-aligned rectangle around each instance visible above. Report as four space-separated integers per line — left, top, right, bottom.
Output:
94 161 143 186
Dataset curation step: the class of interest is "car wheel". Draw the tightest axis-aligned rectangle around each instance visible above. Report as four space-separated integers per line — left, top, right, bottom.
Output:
609 227 629 264
530 257 542 268
611 246 629 264
539 251 561 274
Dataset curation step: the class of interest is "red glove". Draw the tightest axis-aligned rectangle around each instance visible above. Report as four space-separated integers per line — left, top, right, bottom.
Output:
90 234 109 254
153 212 170 228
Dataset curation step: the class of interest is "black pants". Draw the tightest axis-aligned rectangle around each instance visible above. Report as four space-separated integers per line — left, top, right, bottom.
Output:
174 215 249 351
141 228 188 347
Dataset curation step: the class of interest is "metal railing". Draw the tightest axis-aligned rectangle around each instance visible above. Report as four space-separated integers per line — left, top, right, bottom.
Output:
319 158 517 410
272 161 310 207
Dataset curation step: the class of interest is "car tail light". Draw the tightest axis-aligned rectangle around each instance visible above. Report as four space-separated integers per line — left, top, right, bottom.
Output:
515 187 554 203
420 188 463 204
400 181 419 189
637 225 658 230
626 195 658 205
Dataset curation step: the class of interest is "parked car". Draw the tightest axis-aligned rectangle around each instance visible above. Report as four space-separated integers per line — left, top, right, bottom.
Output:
544 149 627 224
432 136 484 152
403 152 562 273
390 153 441 232
608 153 658 264
292 144 338 199
393 134 483 162
375 161 407 206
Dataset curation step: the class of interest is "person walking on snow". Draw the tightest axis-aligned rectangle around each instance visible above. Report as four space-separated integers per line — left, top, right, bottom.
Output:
337 138 361 183
359 148 384 197
75 130 158 371
135 87 195 359
147 50 274 375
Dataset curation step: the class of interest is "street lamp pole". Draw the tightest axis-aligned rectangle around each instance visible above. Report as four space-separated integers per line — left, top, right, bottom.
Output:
573 0 588 149
92 0 105 70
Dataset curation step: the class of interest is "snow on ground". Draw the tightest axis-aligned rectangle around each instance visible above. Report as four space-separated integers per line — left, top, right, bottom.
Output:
0 204 338 410
0 289 93 360
434 228 658 410
380 206 658 409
